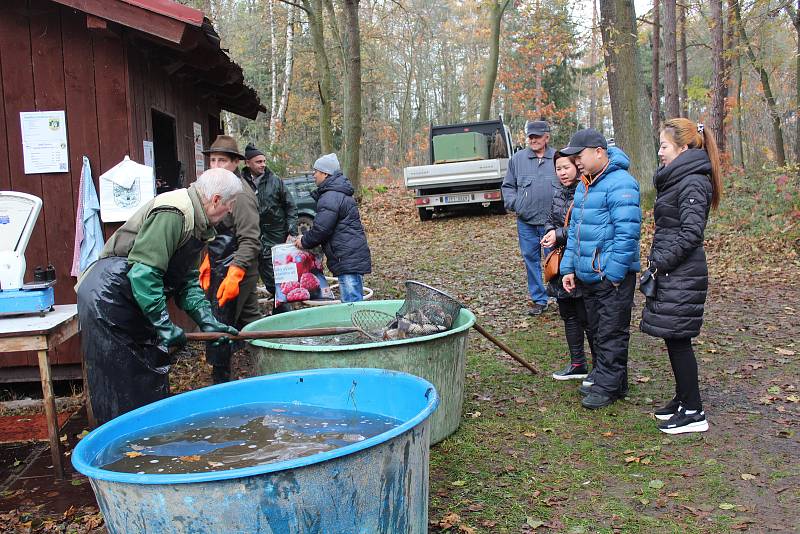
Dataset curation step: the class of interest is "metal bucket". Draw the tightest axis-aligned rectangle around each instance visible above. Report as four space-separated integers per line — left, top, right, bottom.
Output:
244 300 474 444
72 368 438 534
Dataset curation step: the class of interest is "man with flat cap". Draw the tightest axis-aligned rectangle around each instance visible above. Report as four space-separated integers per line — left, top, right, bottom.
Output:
558 128 641 410
198 135 262 383
241 143 298 303
502 120 559 316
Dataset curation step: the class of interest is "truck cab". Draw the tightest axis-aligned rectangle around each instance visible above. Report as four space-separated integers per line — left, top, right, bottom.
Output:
403 118 513 221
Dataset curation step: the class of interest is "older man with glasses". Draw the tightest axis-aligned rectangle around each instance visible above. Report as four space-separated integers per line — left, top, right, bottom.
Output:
502 120 559 316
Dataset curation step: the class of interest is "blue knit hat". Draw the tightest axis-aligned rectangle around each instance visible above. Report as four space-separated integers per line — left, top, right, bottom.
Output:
313 153 340 175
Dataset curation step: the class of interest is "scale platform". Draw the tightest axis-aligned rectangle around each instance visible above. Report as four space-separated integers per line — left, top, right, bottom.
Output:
0 284 55 317
0 191 57 317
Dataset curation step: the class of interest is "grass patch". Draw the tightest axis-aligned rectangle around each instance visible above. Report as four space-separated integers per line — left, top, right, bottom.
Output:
428 321 740 532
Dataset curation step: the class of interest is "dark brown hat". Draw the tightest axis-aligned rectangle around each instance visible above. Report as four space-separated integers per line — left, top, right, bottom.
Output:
202 135 244 159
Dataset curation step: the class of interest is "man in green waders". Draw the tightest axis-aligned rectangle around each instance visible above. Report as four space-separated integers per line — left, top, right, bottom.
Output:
76 168 242 424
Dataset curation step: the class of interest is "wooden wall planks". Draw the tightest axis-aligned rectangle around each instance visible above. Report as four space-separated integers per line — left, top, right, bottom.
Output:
0 5 229 372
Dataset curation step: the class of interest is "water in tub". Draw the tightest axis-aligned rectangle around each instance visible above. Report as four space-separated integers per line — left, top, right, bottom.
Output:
98 403 401 474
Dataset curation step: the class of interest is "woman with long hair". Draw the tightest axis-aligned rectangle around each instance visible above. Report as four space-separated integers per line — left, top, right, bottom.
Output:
641 118 722 434
542 153 595 380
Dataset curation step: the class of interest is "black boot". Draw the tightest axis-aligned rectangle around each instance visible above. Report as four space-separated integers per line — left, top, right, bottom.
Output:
566 315 588 362
212 365 231 384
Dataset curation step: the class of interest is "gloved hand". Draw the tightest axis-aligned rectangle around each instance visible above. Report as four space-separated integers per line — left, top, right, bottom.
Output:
189 306 239 346
199 253 211 291
154 319 187 350
216 264 246 307
128 262 187 352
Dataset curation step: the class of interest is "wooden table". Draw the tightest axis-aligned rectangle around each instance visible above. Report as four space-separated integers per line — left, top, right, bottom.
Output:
0 304 80 479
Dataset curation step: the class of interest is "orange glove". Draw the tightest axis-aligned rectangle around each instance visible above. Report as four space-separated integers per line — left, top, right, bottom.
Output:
199 253 211 291
216 264 246 307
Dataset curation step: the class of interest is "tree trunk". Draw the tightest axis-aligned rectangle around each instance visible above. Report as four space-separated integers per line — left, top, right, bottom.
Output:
297 0 334 154
796 3 800 164
733 0 786 166
268 0 278 143
340 0 363 190
662 0 679 118
651 0 661 138
479 0 511 120
735 40 745 167
785 0 800 163
709 0 727 152
275 5 295 135
599 0 656 193
589 0 599 130
678 2 688 116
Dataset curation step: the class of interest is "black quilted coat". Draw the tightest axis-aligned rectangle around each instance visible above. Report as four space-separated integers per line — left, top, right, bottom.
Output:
300 171 372 276
640 149 713 339
544 182 578 299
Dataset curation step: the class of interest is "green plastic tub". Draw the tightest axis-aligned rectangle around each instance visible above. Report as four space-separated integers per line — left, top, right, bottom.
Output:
433 132 488 163
243 300 475 444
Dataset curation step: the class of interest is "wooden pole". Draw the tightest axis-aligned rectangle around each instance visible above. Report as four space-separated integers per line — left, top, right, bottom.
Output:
472 323 539 375
185 326 361 342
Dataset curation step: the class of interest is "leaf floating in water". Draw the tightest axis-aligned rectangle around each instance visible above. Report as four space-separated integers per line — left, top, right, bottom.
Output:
179 455 202 462
272 408 286 413
124 451 144 458
208 461 224 468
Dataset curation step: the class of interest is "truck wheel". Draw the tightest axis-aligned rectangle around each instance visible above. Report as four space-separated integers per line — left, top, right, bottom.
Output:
491 201 506 215
418 207 433 221
298 215 314 234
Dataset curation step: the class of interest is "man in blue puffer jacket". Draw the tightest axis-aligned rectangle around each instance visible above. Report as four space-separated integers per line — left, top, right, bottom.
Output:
559 129 641 409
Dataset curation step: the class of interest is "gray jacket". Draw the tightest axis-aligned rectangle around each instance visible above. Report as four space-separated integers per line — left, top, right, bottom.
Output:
501 146 558 225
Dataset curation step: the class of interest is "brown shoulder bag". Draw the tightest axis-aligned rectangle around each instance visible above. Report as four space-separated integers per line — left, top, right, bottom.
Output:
543 202 573 282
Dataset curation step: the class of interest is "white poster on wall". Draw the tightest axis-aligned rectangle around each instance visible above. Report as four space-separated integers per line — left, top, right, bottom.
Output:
143 140 154 169
20 111 69 174
193 122 205 178
99 156 156 222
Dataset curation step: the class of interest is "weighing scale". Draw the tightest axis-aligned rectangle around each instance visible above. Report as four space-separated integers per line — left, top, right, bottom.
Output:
0 191 55 316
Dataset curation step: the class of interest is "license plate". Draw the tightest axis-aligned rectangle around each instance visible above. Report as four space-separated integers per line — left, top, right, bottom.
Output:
444 194 470 204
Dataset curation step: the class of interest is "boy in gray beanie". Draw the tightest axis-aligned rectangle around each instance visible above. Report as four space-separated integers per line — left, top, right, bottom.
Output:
294 153 371 302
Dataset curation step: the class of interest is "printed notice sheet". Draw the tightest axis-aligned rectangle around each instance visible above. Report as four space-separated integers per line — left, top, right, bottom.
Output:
20 111 69 174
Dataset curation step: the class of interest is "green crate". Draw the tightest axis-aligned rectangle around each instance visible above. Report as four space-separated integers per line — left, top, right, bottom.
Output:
433 132 489 163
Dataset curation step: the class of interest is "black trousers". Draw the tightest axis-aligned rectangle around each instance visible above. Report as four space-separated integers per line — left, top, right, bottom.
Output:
557 297 595 366
77 257 170 425
665 337 702 410
582 273 636 397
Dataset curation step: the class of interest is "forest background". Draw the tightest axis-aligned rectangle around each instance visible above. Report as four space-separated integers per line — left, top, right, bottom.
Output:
180 0 800 207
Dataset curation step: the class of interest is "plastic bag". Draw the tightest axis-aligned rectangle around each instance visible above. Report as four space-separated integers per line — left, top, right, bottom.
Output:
271 243 333 305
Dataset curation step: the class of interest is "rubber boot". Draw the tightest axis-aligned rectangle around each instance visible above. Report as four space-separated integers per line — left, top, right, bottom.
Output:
212 365 231 384
563 315 587 368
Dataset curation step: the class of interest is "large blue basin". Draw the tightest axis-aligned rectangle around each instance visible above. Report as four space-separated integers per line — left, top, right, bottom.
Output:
72 368 439 533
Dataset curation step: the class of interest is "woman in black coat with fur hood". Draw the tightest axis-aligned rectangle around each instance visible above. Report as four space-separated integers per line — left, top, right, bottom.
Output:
641 118 722 435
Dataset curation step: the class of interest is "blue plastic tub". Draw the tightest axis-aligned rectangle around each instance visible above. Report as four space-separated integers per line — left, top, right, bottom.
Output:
72 368 439 534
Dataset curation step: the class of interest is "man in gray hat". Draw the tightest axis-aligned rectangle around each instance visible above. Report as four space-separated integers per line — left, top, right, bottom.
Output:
502 120 559 316
198 135 262 383
294 153 371 302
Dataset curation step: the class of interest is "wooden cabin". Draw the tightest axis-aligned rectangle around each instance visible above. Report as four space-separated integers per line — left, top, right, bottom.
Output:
0 0 264 381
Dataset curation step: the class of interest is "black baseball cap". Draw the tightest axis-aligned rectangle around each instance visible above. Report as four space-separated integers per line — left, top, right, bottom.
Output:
559 128 608 155
526 120 551 137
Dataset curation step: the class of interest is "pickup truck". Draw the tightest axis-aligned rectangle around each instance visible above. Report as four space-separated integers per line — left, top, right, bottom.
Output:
403 118 513 221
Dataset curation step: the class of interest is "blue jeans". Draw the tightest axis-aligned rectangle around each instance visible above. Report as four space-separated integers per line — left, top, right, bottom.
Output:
516 219 549 305
338 274 364 303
